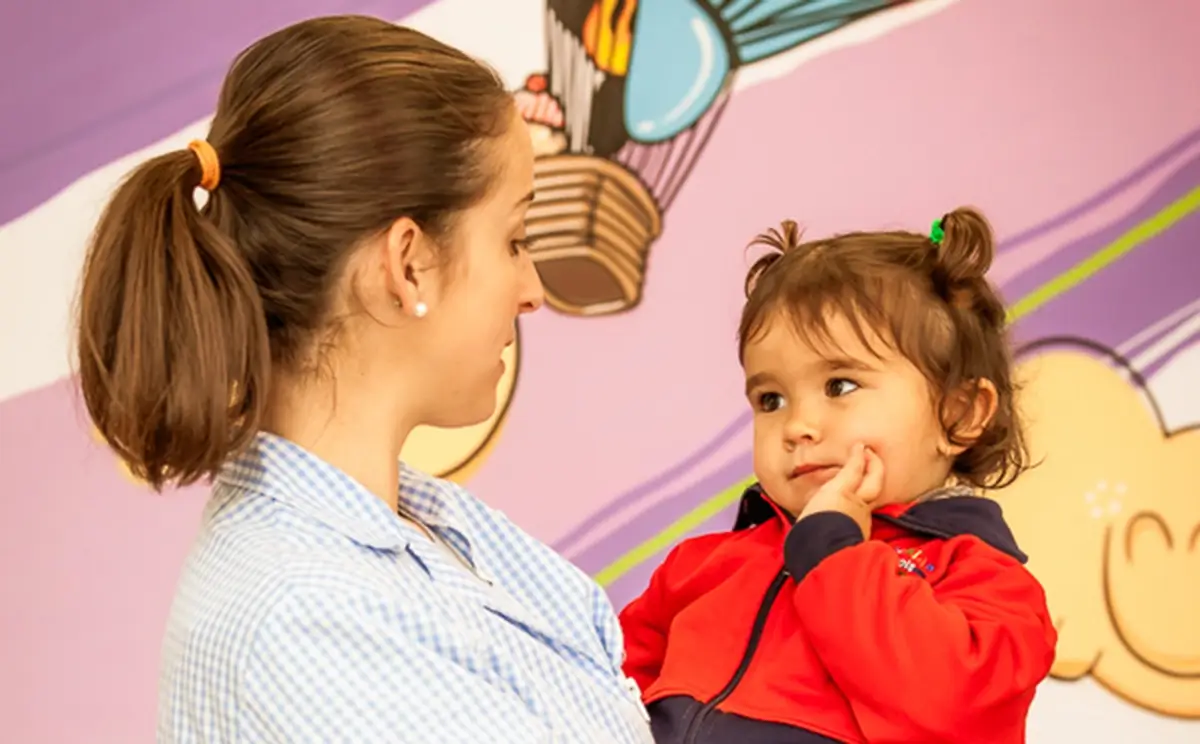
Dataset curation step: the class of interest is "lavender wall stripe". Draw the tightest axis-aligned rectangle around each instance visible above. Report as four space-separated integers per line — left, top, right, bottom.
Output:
0 0 436 227
552 411 752 553
568 452 755 574
994 126 1200 257
603 502 741 606
1002 152 1200 301
1011 220 1200 349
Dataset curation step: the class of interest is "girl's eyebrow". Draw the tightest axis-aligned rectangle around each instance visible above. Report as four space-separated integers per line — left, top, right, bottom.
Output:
820 355 878 373
744 371 776 397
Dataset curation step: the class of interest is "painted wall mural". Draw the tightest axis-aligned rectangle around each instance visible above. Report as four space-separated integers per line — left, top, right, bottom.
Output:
1 0 1198 741
423 0 925 480
550 126 1200 719
1008 340 1200 718
521 0 917 317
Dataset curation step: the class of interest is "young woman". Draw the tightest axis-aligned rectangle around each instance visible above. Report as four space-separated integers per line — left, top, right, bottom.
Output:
77 15 652 743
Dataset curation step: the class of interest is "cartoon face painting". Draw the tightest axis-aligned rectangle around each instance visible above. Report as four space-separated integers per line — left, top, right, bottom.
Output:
998 344 1200 718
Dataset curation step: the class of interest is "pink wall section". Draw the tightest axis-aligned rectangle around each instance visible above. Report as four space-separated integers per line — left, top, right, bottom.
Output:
2 0 1198 741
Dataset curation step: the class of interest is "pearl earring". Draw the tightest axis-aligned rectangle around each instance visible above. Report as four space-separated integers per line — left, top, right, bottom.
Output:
414 301 428 318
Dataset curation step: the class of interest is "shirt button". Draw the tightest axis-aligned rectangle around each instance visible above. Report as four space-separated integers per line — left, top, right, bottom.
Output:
622 676 649 721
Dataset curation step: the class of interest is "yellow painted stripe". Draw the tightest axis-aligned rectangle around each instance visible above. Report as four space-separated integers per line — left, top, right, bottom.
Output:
595 186 1200 588
1006 186 1200 321
593 476 756 587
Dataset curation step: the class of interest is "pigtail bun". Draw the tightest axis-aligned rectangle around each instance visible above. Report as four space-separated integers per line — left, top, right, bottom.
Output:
931 207 1005 327
936 207 995 282
745 219 804 297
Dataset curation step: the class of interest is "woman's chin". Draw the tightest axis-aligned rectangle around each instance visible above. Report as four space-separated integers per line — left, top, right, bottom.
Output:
402 345 517 477
433 397 498 430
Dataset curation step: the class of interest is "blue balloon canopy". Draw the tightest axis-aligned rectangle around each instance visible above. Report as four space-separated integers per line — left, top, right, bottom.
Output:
623 0 903 143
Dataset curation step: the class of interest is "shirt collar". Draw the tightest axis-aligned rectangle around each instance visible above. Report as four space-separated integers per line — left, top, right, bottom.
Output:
398 460 468 532
735 481 980 531
217 432 476 555
398 460 486 576
873 484 978 518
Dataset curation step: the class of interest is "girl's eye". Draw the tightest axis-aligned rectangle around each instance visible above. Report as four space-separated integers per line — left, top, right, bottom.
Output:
510 238 530 256
757 392 785 412
825 378 859 398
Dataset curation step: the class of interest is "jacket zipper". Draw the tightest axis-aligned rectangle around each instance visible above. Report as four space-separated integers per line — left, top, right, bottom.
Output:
681 568 789 743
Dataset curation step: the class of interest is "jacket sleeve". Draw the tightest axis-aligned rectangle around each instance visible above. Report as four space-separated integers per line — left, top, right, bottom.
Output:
618 543 687 692
784 512 1058 743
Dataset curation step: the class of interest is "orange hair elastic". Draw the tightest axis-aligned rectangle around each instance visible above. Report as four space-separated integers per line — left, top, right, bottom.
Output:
187 139 221 191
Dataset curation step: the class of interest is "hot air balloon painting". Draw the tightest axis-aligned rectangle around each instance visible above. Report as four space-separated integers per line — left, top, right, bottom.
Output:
517 0 917 317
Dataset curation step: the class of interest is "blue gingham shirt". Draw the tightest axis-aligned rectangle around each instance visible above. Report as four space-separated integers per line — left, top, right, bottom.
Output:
158 432 653 743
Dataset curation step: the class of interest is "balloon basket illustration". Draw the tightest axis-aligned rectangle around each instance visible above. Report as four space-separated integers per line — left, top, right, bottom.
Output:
521 0 917 317
527 152 663 316
516 75 664 316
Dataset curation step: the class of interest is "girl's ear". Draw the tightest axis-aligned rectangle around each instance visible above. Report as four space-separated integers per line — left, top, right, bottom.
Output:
941 378 999 455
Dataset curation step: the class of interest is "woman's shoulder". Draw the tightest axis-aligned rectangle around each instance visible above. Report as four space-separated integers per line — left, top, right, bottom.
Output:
178 482 435 637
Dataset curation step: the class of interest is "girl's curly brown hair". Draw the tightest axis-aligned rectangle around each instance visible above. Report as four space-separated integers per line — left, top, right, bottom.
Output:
738 207 1028 490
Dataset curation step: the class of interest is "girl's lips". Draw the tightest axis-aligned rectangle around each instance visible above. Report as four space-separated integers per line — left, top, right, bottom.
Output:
790 464 837 480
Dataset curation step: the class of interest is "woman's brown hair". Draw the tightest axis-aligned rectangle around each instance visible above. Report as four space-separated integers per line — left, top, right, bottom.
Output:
75 16 514 491
737 207 1029 489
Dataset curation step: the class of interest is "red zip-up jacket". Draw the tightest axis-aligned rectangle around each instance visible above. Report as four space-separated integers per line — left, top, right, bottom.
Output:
619 484 1057 744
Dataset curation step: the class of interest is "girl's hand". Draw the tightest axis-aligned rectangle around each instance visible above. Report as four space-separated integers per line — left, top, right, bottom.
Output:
798 443 884 538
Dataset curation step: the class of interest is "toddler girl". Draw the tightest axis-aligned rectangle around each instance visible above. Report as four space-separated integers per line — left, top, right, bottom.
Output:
620 208 1057 743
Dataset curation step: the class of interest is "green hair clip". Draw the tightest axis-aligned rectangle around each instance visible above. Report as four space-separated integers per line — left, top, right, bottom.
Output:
930 218 946 245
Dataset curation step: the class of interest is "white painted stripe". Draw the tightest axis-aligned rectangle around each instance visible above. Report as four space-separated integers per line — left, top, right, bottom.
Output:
732 0 961 93
1144 337 1200 432
1116 296 1200 356
1130 309 1200 373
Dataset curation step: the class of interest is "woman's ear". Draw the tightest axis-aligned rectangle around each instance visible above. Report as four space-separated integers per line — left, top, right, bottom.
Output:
383 217 439 317
941 378 999 455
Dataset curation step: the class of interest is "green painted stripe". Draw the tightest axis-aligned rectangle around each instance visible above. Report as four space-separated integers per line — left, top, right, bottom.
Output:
594 186 1200 588
594 475 756 587
1007 186 1200 322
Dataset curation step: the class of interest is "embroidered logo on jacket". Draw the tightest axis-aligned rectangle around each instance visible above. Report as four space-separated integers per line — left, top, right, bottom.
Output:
895 546 935 577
